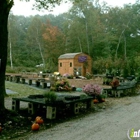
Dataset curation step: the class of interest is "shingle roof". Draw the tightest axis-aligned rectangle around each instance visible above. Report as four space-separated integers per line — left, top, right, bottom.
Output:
58 52 82 59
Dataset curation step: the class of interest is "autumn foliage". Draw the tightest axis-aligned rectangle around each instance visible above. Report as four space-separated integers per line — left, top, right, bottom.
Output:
42 20 65 69
43 20 64 42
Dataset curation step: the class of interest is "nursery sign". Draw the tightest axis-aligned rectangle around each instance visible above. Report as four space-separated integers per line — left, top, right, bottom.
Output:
78 56 87 63
127 129 140 139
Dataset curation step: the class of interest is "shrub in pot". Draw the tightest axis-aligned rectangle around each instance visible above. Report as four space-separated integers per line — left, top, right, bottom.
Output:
44 91 57 103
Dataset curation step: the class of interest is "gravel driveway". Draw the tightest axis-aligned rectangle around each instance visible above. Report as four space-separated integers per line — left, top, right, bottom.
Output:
11 94 140 140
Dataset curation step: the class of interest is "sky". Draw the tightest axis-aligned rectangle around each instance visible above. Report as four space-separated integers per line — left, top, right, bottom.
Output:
11 0 136 16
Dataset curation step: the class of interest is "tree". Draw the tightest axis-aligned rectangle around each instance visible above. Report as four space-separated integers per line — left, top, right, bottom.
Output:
63 0 108 56
0 0 78 111
42 20 65 71
8 13 15 69
0 0 13 110
26 16 45 68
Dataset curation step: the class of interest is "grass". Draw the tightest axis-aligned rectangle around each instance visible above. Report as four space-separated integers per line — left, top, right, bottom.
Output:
5 81 44 98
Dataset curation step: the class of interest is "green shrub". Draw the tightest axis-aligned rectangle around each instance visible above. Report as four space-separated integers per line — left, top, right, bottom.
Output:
44 91 57 102
86 72 93 79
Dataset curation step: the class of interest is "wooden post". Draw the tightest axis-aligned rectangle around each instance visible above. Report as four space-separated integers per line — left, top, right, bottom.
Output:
36 80 40 87
28 79 32 85
21 78 25 84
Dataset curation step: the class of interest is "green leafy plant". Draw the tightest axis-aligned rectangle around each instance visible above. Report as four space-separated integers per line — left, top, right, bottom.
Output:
123 68 129 78
86 72 93 79
80 94 87 99
44 91 57 103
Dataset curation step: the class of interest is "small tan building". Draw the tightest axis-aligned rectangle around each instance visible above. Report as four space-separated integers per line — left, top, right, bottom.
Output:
58 52 92 76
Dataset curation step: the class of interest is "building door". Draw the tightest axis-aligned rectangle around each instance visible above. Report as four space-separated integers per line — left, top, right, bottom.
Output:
63 62 69 74
83 66 86 76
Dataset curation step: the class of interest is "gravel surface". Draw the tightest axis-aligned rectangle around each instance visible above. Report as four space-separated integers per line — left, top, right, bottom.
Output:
11 94 140 140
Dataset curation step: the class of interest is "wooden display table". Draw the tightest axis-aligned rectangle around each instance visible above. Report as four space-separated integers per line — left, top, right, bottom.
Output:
103 84 136 97
12 95 93 119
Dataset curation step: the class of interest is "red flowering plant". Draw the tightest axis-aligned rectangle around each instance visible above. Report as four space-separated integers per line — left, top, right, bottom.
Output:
110 78 119 88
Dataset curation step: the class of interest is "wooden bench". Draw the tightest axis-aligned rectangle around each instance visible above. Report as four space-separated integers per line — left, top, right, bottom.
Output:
14 75 22 83
103 84 137 97
21 77 28 84
34 79 51 88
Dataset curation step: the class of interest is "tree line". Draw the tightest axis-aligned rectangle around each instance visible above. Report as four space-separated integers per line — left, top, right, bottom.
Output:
7 0 140 74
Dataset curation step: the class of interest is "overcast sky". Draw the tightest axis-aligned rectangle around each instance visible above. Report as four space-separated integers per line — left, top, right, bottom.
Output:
11 0 136 16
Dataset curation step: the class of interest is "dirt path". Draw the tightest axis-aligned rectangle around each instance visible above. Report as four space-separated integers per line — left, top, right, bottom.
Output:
10 95 140 140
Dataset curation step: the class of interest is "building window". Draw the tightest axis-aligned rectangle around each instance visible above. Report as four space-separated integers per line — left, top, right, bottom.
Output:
60 62 62 67
70 62 72 67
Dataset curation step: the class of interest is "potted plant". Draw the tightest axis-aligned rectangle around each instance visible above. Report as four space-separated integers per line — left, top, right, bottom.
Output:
51 79 72 91
110 78 119 89
82 84 103 102
43 91 57 103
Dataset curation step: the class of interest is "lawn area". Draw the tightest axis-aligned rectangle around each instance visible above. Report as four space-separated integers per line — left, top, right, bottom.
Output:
5 81 44 98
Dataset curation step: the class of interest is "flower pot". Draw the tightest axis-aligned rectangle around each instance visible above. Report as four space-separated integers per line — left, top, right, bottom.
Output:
93 99 99 104
96 95 103 102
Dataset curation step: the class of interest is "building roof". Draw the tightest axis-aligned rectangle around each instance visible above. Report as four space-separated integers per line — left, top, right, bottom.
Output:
58 52 82 59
